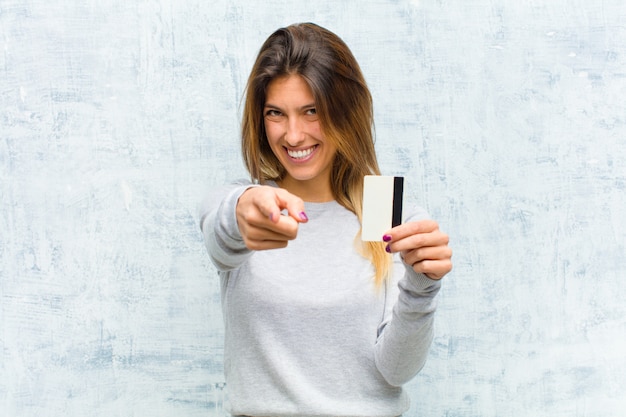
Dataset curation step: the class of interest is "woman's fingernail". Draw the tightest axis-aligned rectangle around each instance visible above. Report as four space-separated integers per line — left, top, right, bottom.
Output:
385 244 391 253
383 234 392 242
299 211 308 221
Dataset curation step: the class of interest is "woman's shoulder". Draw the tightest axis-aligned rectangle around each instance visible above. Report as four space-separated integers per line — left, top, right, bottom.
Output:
403 201 431 223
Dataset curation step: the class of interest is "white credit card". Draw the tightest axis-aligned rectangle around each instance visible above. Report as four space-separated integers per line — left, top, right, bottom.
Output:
361 175 404 241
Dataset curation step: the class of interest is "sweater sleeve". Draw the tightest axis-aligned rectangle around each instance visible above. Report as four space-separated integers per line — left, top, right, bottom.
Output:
198 181 258 271
374 209 442 387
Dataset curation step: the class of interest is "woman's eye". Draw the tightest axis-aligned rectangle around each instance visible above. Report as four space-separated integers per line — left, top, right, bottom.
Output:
265 109 281 117
305 108 317 115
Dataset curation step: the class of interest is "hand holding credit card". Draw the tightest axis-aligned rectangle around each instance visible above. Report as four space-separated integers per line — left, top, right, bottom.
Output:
361 175 404 241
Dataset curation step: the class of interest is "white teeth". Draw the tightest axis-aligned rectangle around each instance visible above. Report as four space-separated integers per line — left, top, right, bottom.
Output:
288 147 314 159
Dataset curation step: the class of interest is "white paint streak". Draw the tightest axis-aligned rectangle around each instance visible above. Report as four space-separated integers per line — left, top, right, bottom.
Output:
121 180 133 211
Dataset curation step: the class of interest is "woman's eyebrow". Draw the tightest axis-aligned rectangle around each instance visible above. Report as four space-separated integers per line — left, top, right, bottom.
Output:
263 103 316 111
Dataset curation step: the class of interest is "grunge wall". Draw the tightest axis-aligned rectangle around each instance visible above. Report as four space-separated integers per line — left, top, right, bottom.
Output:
1 1 625 416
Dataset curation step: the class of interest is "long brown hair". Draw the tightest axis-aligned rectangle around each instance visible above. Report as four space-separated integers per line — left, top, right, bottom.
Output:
241 23 391 285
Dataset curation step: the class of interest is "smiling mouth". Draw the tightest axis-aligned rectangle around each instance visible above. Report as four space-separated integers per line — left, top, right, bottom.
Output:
287 145 317 160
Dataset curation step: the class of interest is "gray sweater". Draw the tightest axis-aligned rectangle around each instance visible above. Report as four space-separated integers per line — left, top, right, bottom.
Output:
199 181 441 416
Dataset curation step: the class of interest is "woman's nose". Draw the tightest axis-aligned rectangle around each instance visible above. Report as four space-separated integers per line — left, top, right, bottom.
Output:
285 117 305 146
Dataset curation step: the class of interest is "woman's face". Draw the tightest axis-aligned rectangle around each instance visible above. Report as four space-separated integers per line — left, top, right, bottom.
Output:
263 74 337 200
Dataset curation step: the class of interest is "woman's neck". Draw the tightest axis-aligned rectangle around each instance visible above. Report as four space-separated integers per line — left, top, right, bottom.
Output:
277 177 334 203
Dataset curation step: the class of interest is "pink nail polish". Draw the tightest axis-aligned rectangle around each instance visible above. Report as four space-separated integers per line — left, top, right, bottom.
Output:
299 211 308 221
385 244 391 253
383 234 392 242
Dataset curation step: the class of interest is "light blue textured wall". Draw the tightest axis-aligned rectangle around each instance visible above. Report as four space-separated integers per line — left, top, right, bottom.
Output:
1 1 625 416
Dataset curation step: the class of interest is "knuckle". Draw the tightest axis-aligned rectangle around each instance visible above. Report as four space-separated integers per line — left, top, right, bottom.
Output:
411 234 427 248
286 228 298 240
243 238 257 250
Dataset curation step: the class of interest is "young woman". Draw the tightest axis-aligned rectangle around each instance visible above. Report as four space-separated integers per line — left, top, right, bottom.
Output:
199 22 452 416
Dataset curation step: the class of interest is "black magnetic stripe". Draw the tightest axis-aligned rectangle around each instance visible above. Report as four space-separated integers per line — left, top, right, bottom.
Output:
392 176 404 227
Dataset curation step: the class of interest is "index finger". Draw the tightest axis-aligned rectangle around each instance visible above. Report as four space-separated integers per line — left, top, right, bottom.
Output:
274 188 309 223
256 188 308 224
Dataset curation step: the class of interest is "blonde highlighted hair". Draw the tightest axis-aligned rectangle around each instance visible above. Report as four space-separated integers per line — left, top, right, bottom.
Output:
241 23 392 286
